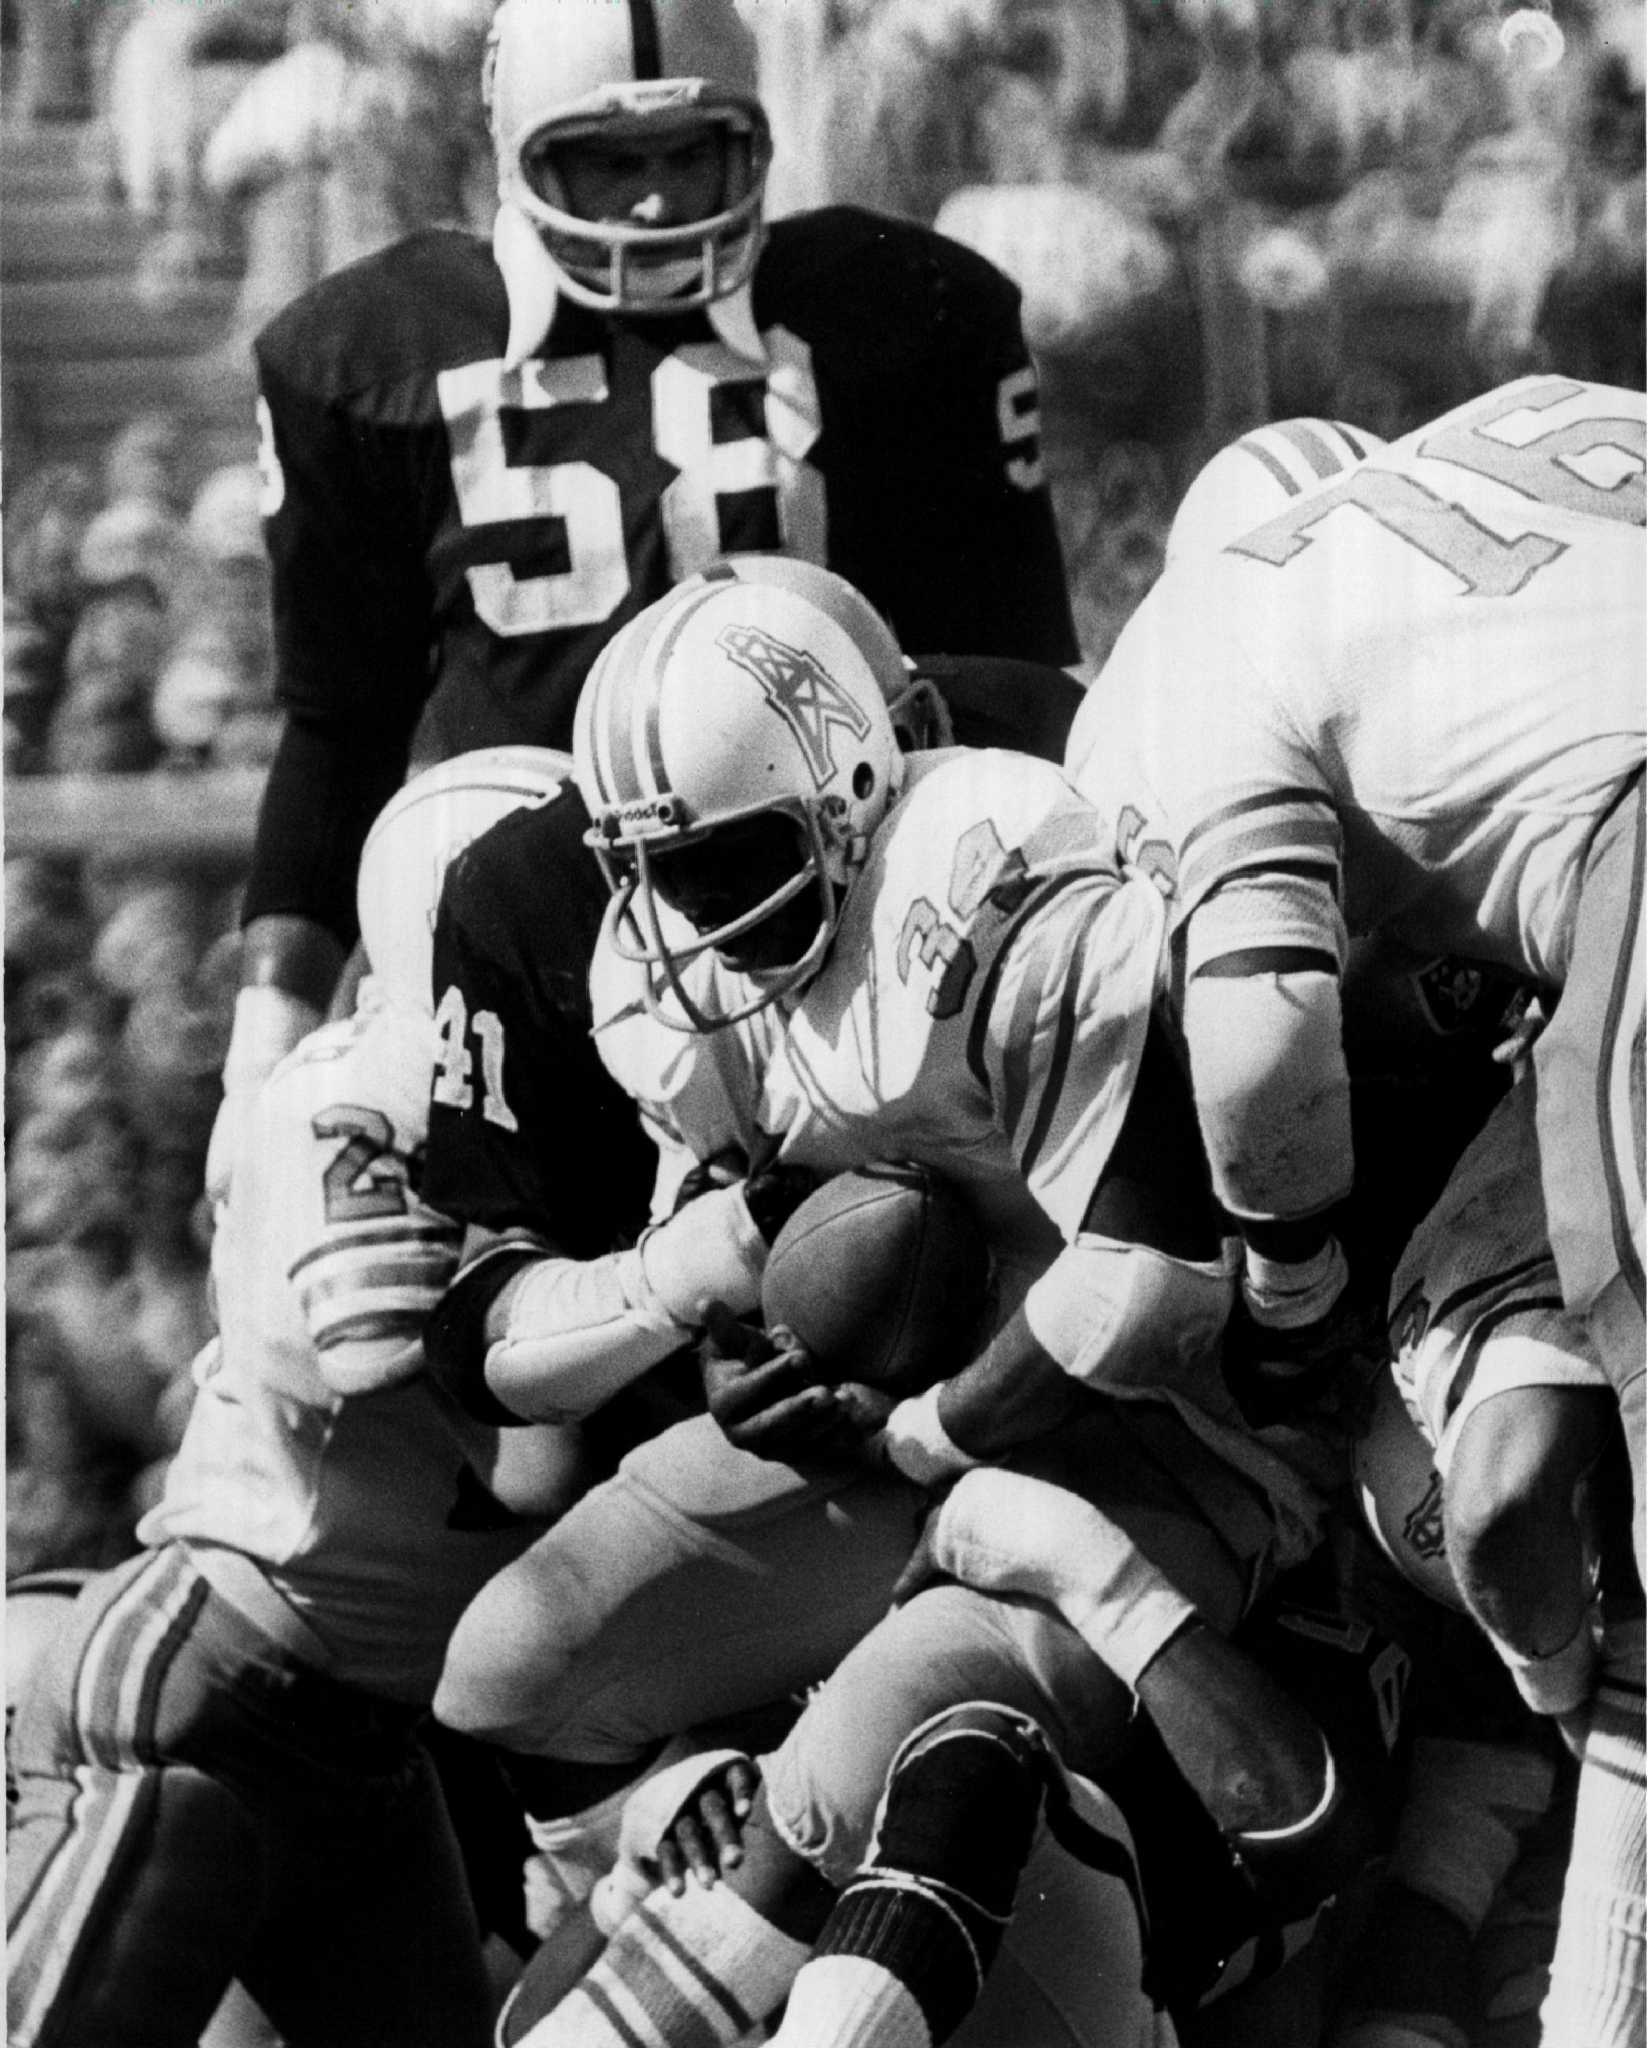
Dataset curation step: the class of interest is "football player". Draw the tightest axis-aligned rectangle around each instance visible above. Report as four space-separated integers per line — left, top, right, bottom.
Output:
1064 373 1644 1542
434 569 1377 2047
416 564 1077 1942
214 0 1078 1186
6 752 583 2048
1065 372 1645 2048
1357 1081 1644 2048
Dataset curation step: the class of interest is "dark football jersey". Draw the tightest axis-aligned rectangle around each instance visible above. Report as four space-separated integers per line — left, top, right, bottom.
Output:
253 209 1075 749
421 655 1080 1243
422 782 655 1251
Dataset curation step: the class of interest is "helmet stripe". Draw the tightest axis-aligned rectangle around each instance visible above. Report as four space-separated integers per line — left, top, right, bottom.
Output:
589 634 647 810
630 0 663 79
638 581 725 800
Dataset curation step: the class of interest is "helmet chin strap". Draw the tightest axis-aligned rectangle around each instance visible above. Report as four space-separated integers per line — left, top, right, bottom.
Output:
494 200 563 369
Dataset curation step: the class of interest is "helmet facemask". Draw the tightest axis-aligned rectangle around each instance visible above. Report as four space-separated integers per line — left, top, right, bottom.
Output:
514 91 770 314
596 800 848 1032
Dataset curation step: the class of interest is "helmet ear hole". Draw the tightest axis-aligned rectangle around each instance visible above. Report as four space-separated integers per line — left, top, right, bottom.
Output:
852 762 875 800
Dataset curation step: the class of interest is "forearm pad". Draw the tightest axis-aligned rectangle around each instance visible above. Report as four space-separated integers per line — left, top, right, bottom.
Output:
1021 1236 1235 1394
484 1245 691 1423
1183 968 1352 1223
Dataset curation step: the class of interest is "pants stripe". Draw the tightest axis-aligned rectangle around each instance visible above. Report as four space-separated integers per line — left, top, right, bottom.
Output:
1597 788 1646 1310
11 1550 209 2045
11 1769 153 2046
73 1549 190 1770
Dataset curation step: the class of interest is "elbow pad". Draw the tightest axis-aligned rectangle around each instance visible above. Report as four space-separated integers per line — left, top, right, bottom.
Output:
1022 1236 1236 1395
1182 969 1352 1223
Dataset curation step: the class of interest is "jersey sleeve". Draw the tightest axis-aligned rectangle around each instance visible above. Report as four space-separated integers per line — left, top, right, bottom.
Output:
254 334 434 730
1079 584 1348 979
420 805 658 1256
243 331 439 935
969 866 1167 1240
271 1035 464 1397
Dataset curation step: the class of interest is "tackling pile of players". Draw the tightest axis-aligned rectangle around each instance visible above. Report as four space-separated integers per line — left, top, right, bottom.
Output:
7 3 1643 2047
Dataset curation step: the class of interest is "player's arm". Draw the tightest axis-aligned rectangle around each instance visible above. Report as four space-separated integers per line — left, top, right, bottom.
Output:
419 832 813 1425
230 344 434 1063
879 1011 1233 1480
278 1043 466 1398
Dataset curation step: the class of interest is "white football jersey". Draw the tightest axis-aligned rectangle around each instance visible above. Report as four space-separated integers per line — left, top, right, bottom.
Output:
595 748 1167 1261
1068 376 1646 989
140 997 530 1703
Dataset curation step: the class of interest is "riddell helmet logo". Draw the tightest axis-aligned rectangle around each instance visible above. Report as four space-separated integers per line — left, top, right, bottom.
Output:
716 624 872 789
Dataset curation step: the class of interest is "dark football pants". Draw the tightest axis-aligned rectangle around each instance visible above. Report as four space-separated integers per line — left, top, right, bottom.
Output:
7 1544 495 2048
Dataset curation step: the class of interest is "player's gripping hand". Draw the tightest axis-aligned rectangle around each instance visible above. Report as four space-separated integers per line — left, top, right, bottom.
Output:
656 1756 761 1894
699 1303 894 1468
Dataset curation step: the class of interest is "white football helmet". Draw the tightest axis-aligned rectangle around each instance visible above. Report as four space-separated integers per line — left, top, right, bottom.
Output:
357 745 573 1012
1165 418 1386 563
573 566 905 1032
486 0 770 342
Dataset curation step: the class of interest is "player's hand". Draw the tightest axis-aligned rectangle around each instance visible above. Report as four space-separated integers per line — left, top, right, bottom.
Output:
740 1161 825 1244
655 1756 761 1894
1491 990 1547 1074
699 1303 892 1467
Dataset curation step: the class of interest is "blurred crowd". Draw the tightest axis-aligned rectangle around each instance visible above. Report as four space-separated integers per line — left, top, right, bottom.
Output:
3 0 1643 1574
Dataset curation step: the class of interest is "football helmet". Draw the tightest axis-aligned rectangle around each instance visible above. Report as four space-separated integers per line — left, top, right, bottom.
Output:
357 745 573 1012
573 566 905 1032
1165 418 1386 563
486 0 770 342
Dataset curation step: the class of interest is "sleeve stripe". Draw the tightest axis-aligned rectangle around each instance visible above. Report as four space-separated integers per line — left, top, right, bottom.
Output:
1426 1253 1553 1333
1010 911 1098 1182
1273 418 1350 480
312 1309 429 1353
1443 1295 1570 1423
1180 819 1341 911
299 1245 456 1310
991 912 1080 1143
1180 786 1337 861
1243 436 1308 499
965 871 1118 1095
288 1218 460 1281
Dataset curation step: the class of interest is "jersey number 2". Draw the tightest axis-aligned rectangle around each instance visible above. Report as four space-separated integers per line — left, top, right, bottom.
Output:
438 334 825 636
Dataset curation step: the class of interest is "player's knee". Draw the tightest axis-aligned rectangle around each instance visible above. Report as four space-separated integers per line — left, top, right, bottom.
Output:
1445 1386 1608 1582
434 1550 605 1743
870 1703 1050 1910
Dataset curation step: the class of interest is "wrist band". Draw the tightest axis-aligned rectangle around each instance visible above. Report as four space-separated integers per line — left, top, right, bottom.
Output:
879 1385 982 1489
1243 1236 1348 1330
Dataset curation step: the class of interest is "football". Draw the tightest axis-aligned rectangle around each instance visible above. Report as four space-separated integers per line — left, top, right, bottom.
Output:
760 1162 989 1394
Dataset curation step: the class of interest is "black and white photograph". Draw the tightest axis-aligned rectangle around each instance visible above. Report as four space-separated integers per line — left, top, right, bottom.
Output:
3 1 1643 2043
